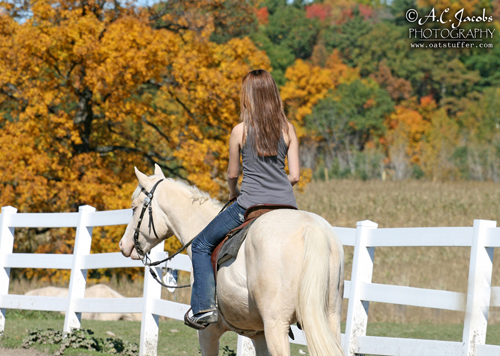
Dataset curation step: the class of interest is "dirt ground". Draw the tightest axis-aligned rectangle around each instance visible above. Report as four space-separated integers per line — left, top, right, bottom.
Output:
0 348 48 356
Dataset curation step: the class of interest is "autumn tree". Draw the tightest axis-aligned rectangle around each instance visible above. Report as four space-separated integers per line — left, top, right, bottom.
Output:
384 100 431 179
280 51 360 135
0 0 271 281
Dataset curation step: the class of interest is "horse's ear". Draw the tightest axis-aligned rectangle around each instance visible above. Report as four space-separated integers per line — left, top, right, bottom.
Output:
154 164 166 178
134 167 150 188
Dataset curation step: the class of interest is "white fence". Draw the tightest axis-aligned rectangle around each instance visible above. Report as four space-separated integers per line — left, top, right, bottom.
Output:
0 205 499 356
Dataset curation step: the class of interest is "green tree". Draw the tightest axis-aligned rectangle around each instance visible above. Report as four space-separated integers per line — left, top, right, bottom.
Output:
305 79 394 172
259 0 287 15
250 31 295 85
323 6 374 68
209 0 258 44
265 5 321 59
462 30 500 88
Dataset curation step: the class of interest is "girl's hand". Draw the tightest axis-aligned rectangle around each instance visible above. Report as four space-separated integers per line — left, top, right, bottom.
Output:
229 189 240 201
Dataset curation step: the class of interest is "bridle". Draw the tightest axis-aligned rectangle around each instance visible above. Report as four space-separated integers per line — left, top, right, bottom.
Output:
133 179 164 259
132 178 235 289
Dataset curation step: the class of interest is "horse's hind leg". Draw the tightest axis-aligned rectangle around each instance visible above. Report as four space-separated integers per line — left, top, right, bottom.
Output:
263 321 290 356
198 324 224 356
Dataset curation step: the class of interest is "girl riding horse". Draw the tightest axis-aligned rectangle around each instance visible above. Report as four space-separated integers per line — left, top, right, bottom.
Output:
185 69 300 329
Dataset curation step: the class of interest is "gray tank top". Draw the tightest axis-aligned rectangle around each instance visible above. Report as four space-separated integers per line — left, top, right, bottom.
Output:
236 133 297 209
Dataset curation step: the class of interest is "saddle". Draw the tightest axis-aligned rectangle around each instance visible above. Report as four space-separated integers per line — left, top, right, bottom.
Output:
210 203 298 278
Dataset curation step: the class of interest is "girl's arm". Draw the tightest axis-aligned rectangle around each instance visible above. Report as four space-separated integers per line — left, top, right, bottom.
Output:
227 124 242 199
287 123 300 186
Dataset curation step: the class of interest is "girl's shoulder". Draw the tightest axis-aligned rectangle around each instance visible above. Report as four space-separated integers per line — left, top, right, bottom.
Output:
232 122 244 132
231 122 245 147
283 121 296 147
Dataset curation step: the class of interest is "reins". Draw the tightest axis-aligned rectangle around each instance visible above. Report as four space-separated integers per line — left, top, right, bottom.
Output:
133 180 235 289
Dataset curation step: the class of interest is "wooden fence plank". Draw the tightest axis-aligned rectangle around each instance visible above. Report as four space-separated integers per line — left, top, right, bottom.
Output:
63 205 95 334
361 283 466 311
4 253 73 269
358 336 462 356
490 287 500 307
150 299 190 321
0 295 67 312
10 212 78 228
344 220 378 355
332 227 356 246
139 242 164 356
462 220 497 356
0 206 17 334
87 209 132 227
75 298 143 314
368 227 473 247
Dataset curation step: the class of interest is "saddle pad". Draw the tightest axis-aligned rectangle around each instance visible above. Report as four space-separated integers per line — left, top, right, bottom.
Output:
211 205 297 277
216 219 257 271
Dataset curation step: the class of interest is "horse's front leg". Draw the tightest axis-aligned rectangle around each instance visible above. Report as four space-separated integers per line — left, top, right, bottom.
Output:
251 333 270 356
198 322 226 356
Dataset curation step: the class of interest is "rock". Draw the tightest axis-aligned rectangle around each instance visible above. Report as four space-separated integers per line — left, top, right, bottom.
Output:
106 331 116 337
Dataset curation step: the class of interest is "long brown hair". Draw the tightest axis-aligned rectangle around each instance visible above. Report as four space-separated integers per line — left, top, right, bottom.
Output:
240 69 289 156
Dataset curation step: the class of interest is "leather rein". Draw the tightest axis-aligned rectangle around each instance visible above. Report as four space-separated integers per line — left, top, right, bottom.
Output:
132 179 234 289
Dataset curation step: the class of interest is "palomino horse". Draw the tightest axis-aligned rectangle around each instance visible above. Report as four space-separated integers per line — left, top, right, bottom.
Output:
120 165 345 356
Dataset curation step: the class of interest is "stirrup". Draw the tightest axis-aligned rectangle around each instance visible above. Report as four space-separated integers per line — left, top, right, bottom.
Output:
184 308 218 330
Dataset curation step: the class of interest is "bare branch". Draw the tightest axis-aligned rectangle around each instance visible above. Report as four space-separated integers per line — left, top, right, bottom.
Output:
142 116 171 143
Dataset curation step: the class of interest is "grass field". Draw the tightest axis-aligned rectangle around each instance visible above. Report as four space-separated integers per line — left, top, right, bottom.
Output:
2 310 499 356
3 179 500 354
297 179 500 324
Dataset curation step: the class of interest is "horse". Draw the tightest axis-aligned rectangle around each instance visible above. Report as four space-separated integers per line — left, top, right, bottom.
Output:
119 165 345 356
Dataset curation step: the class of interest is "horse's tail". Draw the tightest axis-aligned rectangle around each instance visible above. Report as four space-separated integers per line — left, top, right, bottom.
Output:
297 224 345 356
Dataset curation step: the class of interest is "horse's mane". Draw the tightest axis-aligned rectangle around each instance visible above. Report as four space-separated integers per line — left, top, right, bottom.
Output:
132 176 222 208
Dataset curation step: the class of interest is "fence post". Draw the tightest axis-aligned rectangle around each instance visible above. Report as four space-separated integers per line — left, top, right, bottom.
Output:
462 219 496 356
63 205 96 334
344 220 377 356
237 335 256 356
140 240 165 356
0 206 17 334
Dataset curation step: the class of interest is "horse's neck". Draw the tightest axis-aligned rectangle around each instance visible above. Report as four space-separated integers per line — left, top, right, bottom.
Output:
158 181 221 248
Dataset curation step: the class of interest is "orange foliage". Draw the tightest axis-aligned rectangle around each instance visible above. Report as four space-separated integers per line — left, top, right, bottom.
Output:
321 0 364 25
306 3 332 22
0 0 270 282
280 51 359 138
385 105 430 165
255 6 269 24
370 60 413 102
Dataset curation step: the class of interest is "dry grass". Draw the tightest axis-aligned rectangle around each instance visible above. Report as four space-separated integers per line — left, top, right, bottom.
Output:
9 179 500 325
296 179 500 324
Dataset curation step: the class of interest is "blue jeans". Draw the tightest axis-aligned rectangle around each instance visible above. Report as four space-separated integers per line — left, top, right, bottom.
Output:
190 202 247 315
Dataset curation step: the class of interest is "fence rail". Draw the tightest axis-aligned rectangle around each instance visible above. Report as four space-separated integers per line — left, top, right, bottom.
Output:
0 205 499 356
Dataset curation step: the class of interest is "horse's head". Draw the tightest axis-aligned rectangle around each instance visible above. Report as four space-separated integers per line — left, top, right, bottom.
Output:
120 165 174 260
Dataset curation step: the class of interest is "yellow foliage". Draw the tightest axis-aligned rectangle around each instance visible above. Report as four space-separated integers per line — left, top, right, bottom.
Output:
420 109 460 181
0 0 274 282
280 52 359 138
385 105 431 165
